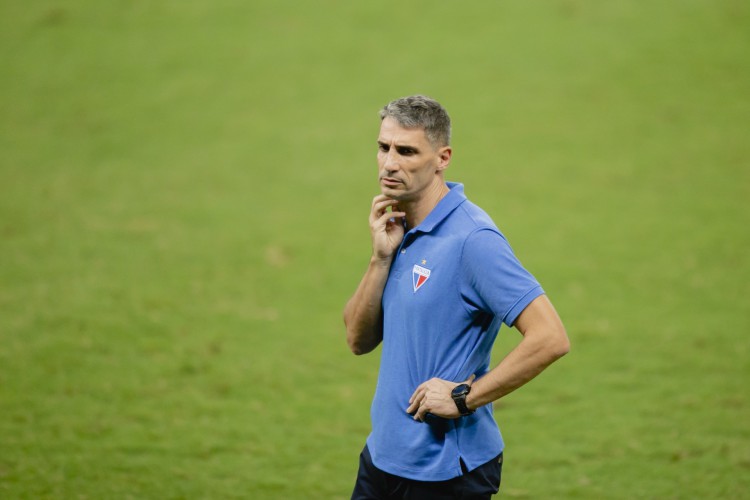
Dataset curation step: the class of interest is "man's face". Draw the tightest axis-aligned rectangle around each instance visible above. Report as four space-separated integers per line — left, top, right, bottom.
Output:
377 117 449 201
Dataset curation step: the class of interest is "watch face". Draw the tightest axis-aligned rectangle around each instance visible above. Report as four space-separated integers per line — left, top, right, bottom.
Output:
452 384 470 397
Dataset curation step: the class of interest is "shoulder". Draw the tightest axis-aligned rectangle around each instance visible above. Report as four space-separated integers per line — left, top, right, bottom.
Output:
448 198 502 234
453 202 517 263
444 201 513 265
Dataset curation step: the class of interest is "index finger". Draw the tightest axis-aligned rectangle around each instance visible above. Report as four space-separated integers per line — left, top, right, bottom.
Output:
372 193 395 205
371 195 398 213
408 384 426 404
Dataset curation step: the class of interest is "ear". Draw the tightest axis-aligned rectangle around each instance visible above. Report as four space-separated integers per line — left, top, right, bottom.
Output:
436 146 452 172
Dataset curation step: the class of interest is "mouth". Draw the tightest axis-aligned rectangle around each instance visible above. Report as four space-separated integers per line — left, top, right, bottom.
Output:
380 177 402 187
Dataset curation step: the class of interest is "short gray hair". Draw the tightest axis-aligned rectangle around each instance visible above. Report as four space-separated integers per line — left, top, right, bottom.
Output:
379 95 451 147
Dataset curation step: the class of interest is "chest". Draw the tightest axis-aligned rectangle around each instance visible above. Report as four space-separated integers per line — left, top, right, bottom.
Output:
384 233 463 308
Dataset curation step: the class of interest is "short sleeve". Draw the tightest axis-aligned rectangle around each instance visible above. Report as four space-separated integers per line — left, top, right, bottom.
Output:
460 228 544 326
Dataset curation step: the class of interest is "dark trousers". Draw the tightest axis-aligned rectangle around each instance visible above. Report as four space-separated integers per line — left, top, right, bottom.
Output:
351 445 503 500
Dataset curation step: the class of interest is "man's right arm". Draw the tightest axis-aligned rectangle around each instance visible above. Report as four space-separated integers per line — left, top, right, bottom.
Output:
343 258 391 355
343 195 405 355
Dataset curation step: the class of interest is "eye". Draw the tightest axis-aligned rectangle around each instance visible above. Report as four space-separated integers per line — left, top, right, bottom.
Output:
378 143 389 152
397 147 415 156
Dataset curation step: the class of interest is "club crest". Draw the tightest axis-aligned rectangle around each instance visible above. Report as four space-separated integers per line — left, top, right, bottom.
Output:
412 264 431 292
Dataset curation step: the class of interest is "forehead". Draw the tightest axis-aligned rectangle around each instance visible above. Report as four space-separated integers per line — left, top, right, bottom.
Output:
378 117 430 147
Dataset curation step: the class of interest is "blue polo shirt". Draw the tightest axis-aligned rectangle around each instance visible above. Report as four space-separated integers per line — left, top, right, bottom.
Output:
366 182 544 481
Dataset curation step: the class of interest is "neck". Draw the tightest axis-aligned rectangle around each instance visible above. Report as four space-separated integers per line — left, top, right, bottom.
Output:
401 180 450 230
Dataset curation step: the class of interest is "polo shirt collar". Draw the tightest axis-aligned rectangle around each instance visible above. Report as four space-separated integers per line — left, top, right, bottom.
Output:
411 182 466 234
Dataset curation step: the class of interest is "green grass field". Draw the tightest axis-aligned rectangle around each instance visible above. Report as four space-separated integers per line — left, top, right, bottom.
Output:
1 1 749 498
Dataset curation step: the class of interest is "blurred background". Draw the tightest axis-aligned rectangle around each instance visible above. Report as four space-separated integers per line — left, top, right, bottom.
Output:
1 1 748 498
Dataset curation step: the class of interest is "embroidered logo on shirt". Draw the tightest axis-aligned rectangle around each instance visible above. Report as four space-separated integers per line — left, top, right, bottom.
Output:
412 264 431 292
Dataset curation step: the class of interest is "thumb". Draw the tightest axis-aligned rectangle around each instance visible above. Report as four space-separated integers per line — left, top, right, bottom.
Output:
465 374 476 386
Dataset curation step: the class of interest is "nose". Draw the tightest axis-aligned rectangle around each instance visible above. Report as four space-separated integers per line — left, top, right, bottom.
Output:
382 149 400 172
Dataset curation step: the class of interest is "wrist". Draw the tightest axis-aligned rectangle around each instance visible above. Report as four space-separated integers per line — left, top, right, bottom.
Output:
370 254 393 268
465 391 479 411
451 384 474 416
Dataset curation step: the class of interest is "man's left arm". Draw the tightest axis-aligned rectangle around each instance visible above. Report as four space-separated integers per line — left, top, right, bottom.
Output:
408 294 569 420
465 294 569 410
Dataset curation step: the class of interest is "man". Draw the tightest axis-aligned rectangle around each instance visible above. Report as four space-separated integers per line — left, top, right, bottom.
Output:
344 95 570 499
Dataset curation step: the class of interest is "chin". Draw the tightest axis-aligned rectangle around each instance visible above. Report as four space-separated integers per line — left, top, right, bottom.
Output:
381 188 407 201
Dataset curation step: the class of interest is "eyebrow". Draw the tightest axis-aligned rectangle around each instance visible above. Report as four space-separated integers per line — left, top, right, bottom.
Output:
377 141 420 153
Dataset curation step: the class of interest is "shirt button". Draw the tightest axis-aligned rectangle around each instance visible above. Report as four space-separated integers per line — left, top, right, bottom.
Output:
401 249 406 254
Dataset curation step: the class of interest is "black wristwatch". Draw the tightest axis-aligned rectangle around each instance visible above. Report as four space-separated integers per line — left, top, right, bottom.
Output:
451 383 474 416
